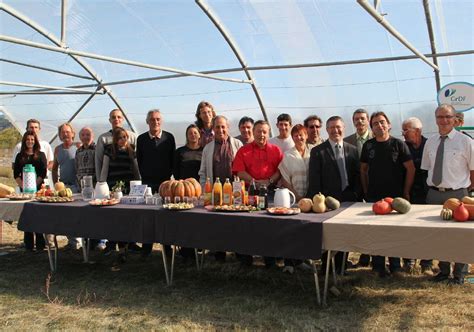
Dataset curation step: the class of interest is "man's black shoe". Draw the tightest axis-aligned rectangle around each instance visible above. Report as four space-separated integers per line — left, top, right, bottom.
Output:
431 273 450 283
447 277 464 285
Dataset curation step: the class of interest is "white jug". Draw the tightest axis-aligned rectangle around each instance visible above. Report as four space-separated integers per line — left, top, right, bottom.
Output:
273 188 296 208
94 182 110 199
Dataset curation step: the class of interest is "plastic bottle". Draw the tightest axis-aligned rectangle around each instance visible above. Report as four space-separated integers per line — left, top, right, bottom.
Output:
232 176 242 206
223 178 233 205
22 164 37 194
240 179 247 205
258 184 268 209
212 177 222 206
248 178 259 207
204 177 212 206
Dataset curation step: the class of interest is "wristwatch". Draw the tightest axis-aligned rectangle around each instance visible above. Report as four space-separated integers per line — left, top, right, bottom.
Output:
269 178 274 184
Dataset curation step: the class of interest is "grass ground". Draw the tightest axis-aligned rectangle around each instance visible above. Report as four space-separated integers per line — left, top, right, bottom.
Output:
0 222 473 330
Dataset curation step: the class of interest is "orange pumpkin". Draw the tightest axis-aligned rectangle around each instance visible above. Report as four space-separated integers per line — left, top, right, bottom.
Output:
158 178 202 199
453 203 469 222
372 200 392 215
463 203 474 220
443 198 461 212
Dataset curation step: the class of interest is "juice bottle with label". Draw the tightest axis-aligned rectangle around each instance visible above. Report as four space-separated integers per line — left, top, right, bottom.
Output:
240 179 247 205
232 176 242 206
204 177 212 206
223 178 233 205
258 184 268 209
212 177 222 206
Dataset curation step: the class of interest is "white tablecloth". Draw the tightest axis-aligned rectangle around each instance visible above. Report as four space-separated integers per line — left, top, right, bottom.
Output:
323 203 474 264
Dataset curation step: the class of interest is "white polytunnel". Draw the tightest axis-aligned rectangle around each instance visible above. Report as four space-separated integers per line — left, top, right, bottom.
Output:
1 0 473 146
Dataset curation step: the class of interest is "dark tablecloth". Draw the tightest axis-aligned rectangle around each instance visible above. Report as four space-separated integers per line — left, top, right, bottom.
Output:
18 201 349 260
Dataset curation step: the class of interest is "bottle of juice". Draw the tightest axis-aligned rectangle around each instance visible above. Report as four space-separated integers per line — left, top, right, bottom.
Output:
223 178 233 205
258 184 268 209
240 179 247 205
232 176 242 206
248 178 259 207
212 177 222 206
204 177 212 206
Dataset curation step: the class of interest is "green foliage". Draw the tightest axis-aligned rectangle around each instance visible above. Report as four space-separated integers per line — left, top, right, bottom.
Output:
0 127 21 148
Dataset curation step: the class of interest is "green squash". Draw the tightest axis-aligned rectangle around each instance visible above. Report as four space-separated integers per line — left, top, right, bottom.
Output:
325 196 340 210
392 197 411 214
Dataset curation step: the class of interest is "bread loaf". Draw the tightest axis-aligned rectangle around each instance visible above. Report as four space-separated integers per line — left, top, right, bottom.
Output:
0 183 15 198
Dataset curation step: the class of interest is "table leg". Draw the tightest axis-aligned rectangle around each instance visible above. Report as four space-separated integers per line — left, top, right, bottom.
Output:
44 234 58 273
160 243 170 286
310 259 321 305
331 255 337 286
170 245 176 286
341 252 347 276
80 238 89 263
194 248 200 271
323 250 331 306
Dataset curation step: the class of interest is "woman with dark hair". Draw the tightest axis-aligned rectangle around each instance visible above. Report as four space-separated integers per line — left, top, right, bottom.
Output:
173 124 203 181
194 101 216 147
173 124 203 260
99 127 140 260
99 127 140 194
14 130 47 251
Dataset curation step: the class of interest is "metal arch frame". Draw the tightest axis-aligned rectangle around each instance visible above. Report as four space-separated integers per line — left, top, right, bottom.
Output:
195 0 272 134
422 0 441 92
0 2 137 135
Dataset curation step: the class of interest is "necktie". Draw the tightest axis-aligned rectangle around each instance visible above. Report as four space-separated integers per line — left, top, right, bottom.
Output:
335 144 348 191
432 135 447 186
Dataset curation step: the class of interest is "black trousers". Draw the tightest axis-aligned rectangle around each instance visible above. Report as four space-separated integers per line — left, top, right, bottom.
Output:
24 232 45 250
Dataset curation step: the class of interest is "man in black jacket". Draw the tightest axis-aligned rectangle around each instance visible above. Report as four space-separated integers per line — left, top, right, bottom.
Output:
137 109 176 256
308 116 361 274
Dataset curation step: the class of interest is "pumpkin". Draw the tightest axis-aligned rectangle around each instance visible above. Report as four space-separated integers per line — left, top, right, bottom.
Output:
463 203 474 220
372 200 392 215
298 198 313 213
383 197 394 205
158 178 202 199
443 198 461 212
461 196 474 205
391 197 411 214
325 196 340 210
440 208 453 220
453 203 469 222
312 192 326 213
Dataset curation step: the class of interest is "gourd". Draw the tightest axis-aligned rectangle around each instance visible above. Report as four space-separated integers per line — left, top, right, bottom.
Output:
372 200 392 215
325 196 340 210
440 208 452 220
159 178 202 199
298 198 313 213
384 197 394 205
453 203 469 222
443 198 461 212
391 197 411 214
312 193 326 213
461 196 474 205
462 203 474 220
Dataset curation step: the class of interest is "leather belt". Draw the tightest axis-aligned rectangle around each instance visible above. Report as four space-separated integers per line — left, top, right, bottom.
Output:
429 186 454 192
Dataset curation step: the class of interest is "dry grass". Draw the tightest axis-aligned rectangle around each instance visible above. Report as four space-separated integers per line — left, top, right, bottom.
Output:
0 222 473 330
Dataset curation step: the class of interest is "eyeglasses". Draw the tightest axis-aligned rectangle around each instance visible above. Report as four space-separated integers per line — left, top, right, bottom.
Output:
307 125 321 129
401 128 414 133
436 115 454 120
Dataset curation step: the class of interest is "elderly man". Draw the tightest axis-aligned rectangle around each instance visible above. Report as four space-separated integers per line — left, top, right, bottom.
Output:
137 109 175 257
235 116 254 145
344 108 373 157
360 112 415 278
269 113 294 153
233 120 283 267
454 111 473 139
421 104 474 285
75 127 96 186
304 115 325 150
308 116 361 274
199 115 242 262
95 109 137 181
401 117 431 274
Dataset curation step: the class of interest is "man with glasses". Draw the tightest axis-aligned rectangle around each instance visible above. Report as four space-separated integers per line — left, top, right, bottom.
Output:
344 108 373 157
421 104 473 285
304 115 325 150
360 112 415 278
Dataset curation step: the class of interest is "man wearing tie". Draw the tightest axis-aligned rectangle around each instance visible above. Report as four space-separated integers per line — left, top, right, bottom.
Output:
421 104 474 285
307 116 362 273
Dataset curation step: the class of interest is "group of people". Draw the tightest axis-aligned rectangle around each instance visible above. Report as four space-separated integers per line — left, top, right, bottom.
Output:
12 101 472 284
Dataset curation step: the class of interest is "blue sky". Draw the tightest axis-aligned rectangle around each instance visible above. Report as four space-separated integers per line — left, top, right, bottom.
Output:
1 0 473 145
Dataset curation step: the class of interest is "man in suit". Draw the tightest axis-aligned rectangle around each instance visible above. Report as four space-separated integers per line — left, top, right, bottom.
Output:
344 108 373 157
308 116 362 273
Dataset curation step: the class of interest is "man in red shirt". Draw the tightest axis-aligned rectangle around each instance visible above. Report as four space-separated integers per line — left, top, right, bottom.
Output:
233 120 283 189
232 120 283 267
